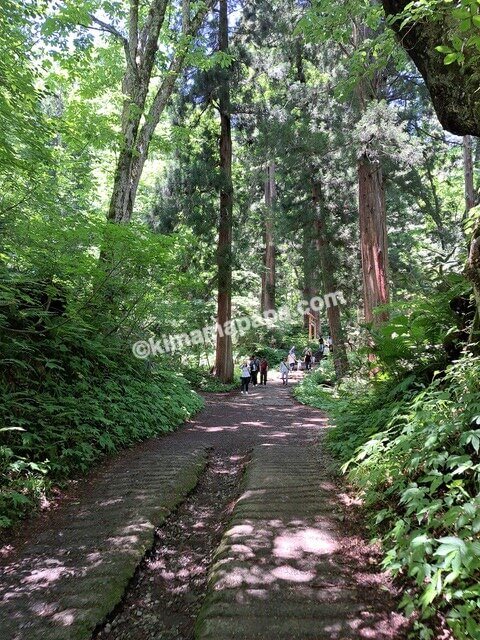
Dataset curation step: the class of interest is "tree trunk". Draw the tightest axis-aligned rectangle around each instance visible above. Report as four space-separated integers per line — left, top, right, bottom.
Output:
103 0 212 224
215 0 234 383
261 162 276 313
463 135 480 349
312 180 349 378
358 154 390 325
466 221 480 350
382 0 480 136
464 135 475 213
301 228 319 333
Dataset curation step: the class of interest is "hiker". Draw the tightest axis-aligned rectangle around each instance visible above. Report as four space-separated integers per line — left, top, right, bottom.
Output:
304 348 312 371
279 358 289 385
249 354 260 386
287 350 296 371
327 334 333 353
318 336 325 359
259 358 268 385
240 361 251 395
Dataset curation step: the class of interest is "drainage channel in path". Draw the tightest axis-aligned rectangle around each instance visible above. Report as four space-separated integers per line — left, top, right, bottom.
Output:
93 451 247 640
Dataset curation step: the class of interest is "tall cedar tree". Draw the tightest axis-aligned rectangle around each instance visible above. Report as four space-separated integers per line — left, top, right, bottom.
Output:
355 22 390 326
261 162 276 313
215 0 234 382
312 179 349 378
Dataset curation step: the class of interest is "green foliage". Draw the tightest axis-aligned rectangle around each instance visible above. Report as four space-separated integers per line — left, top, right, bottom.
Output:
296 356 480 639
0 313 203 527
368 281 466 376
177 365 238 393
0 211 205 530
391 0 480 69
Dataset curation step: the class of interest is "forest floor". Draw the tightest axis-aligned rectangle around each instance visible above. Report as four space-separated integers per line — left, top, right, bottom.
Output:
0 373 410 640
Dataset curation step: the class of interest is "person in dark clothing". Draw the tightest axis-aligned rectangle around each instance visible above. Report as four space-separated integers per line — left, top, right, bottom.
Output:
318 337 325 360
304 348 312 371
259 358 268 385
249 355 260 386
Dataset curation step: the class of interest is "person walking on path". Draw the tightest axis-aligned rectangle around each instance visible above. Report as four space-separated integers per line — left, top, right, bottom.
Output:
249 355 260 386
318 336 325 359
279 358 289 385
259 358 268 385
240 362 251 394
287 351 296 371
327 334 333 353
304 348 312 371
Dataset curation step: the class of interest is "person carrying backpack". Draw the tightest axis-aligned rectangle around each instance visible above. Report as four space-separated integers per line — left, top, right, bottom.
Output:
240 362 251 395
259 358 268 385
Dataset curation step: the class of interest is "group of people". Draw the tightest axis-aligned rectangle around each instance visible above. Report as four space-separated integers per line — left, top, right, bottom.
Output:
240 355 268 394
317 335 333 358
239 335 333 393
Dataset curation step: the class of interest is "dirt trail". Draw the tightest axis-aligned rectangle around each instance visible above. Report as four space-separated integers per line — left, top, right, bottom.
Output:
0 373 409 640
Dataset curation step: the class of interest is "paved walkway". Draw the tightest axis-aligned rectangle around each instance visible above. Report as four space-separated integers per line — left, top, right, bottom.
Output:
0 374 408 640
0 448 208 640
197 445 405 639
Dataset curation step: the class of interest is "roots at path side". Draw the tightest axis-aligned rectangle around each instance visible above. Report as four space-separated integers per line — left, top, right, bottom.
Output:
93 452 247 640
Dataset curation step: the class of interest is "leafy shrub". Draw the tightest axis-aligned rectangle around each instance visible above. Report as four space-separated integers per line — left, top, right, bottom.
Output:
0 336 203 528
176 365 238 392
239 346 286 367
0 224 206 529
367 279 468 377
295 356 480 639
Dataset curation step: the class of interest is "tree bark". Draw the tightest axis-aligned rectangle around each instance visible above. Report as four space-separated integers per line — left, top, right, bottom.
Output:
261 162 276 313
382 0 480 136
215 0 234 383
301 226 319 333
104 0 212 223
464 135 475 213
358 155 390 325
312 179 349 378
352 19 390 328
466 222 480 350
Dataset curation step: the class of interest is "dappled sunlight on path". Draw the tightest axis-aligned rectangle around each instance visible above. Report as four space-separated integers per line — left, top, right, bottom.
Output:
0 373 407 640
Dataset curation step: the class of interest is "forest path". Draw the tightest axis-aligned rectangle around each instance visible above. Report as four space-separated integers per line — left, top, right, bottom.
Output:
0 373 408 640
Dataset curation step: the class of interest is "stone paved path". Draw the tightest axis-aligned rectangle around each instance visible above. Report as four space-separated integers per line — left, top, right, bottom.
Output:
0 373 409 640
0 448 208 640
196 445 405 640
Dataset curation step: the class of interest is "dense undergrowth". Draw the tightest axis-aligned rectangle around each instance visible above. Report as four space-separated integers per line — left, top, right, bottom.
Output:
295 299 480 640
1 337 203 529
177 365 238 392
0 218 209 530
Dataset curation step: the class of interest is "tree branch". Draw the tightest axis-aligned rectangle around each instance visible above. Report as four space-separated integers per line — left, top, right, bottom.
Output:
129 0 139 61
89 13 137 74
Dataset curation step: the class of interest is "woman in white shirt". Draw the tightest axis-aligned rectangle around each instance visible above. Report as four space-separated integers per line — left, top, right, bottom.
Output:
279 358 289 385
240 362 251 394
287 352 296 371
